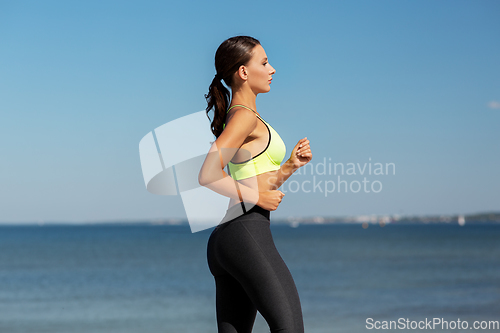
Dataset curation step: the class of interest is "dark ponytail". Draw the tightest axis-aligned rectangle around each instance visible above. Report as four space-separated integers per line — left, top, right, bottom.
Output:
205 36 261 138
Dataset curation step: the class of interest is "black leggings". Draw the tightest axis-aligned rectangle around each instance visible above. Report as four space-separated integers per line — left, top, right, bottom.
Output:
207 202 304 333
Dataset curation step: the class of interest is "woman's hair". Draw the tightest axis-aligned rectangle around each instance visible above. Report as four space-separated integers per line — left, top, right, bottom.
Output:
205 35 261 138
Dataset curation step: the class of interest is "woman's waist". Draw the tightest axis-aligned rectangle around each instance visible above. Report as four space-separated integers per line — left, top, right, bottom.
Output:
220 201 270 225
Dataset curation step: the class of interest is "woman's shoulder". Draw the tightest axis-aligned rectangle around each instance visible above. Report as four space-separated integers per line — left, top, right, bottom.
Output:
226 106 257 123
223 107 258 138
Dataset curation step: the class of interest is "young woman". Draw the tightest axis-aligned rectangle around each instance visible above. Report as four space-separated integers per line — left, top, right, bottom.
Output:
199 35 312 333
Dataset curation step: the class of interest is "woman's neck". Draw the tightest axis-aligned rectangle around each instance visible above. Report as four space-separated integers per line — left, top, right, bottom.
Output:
230 88 258 114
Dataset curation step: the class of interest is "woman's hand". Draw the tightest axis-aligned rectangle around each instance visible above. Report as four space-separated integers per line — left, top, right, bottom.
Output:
289 137 312 168
257 190 285 211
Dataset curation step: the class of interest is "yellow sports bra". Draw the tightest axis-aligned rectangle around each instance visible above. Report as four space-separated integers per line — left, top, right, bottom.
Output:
222 105 286 180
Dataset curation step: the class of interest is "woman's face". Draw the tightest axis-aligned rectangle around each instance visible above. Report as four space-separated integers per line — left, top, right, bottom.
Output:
244 44 276 94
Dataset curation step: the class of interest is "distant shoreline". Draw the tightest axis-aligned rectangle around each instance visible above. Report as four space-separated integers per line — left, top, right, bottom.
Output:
1 212 499 226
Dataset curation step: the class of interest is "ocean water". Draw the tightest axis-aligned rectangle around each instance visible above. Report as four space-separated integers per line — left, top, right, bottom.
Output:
0 223 499 333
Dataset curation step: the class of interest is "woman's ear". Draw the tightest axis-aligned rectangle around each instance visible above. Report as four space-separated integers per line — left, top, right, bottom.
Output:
237 65 248 80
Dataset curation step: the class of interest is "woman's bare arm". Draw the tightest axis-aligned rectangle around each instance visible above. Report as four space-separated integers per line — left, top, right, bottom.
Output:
198 108 260 203
267 159 300 190
266 137 312 190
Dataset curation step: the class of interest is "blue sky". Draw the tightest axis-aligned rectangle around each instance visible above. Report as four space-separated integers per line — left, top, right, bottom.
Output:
1 0 499 223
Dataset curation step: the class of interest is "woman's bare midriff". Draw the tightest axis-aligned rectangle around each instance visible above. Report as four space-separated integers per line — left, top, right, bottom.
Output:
227 169 279 210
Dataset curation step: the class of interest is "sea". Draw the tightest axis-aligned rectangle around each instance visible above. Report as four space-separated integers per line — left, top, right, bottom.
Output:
0 222 499 333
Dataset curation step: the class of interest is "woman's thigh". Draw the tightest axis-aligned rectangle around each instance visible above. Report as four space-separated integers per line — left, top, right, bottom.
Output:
215 215 304 333
214 274 257 333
